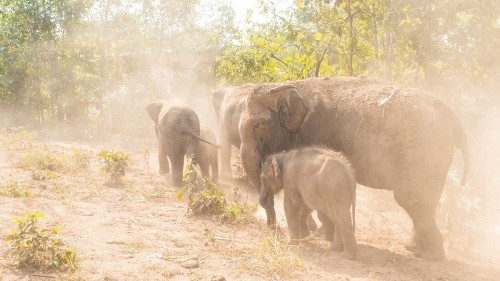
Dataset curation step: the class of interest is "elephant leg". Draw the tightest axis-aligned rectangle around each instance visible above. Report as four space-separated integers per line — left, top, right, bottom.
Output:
318 211 335 242
211 149 219 183
198 160 210 180
394 186 444 260
158 141 170 175
330 224 343 252
298 204 312 239
220 131 232 179
284 189 303 242
330 208 357 260
169 151 184 187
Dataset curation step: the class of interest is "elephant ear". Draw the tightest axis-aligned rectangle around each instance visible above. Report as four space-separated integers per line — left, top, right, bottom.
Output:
270 85 307 133
271 157 281 181
146 101 164 123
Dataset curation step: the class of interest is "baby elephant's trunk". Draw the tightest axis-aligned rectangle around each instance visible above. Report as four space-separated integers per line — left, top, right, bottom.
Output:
259 185 275 210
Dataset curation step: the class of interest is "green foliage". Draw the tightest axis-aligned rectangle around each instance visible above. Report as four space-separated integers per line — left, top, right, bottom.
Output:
21 148 68 172
250 229 306 278
4 210 77 271
4 127 37 149
0 181 31 197
97 149 129 185
70 148 92 171
20 146 92 176
177 156 253 223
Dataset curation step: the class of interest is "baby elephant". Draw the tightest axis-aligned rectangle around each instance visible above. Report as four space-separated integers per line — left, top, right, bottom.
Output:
259 147 357 260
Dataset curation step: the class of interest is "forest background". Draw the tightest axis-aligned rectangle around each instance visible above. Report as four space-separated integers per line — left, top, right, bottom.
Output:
0 0 498 132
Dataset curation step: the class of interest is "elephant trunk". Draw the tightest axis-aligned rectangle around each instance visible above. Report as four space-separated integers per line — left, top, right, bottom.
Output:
259 184 275 210
240 141 276 226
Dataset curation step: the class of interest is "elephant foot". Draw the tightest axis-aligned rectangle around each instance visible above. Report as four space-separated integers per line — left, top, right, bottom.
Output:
340 250 357 261
298 229 311 239
328 240 343 252
313 225 327 236
405 240 445 261
220 171 233 180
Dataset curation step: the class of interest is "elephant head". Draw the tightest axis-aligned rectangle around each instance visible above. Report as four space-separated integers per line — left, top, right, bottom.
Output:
259 156 283 210
146 101 164 124
240 84 307 192
240 84 307 225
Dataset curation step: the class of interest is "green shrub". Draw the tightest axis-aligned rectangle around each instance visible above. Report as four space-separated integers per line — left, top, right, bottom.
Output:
0 181 31 197
97 149 129 185
5 126 37 149
252 229 306 278
70 148 92 170
177 156 253 223
20 147 93 174
3 210 77 271
20 148 68 172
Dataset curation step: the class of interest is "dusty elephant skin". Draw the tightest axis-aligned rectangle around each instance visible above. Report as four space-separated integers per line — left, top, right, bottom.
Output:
146 101 219 186
260 147 357 260
212 86 247 179
198 127 219 182
239 76 470 261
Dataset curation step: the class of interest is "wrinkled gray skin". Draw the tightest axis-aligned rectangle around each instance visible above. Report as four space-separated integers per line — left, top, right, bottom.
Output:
239 76 469 260
212 86 245 179
146 101 219 186
260 147 357 260
198 127 219 182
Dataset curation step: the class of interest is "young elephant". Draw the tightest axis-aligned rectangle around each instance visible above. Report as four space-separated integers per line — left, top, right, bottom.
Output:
146 101 219 186
259 147 357 260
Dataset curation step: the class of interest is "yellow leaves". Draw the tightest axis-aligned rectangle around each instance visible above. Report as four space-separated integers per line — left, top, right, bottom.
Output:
295 1 304 9
313 32 324 41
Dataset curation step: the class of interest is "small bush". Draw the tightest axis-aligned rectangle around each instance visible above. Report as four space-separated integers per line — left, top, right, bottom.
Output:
20 147 93 175
97 149 129 185
70 148 92 170
251 229 306 278
3 210 77 271
0 181 31 197
20 148 68 172
177 156 253 223
5 126 37 149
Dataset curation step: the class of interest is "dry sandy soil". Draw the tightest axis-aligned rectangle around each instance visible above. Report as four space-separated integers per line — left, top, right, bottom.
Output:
0 128 499 281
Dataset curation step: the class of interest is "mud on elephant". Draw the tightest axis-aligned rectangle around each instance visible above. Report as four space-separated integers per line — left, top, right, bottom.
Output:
238 76 469 260
146 101 219 186
260 147 357 260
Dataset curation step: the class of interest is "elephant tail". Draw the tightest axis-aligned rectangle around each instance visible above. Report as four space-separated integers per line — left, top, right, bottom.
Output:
186 130 221 149
452 114 470 186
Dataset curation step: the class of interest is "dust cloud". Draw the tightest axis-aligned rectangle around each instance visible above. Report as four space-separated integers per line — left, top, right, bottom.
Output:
0 0 499 279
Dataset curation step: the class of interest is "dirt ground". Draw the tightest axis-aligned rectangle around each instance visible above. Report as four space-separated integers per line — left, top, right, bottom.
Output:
1 126 499 281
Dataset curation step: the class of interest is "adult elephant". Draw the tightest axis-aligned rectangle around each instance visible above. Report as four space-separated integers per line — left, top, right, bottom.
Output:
146 101 219 186
212 86 248 179
239 76 469 260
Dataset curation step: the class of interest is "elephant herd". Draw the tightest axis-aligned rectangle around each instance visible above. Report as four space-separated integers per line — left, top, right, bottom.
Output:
147 76 469 261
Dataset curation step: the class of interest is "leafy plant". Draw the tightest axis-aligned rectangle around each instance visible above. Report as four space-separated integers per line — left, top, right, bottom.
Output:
97 149 129 185
5 126 37 149
177 156 253 223
0 181 31 197
20 147 92 175
20 148 69 172
70 148 92 170
3 210 77 271
252 229 306 278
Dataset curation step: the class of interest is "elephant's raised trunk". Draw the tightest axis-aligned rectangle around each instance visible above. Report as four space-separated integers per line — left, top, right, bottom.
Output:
240 140 276 226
